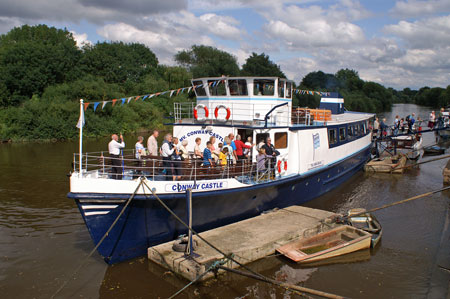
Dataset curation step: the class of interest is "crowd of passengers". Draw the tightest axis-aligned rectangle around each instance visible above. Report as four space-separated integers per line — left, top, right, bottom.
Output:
107 130 280 180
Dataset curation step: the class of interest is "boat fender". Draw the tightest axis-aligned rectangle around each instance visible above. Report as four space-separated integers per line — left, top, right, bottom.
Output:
284 160 287 171
214 105 231 122
194 104 209 122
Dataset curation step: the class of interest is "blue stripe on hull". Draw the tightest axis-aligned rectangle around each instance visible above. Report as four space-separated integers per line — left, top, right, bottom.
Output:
69 145 371 264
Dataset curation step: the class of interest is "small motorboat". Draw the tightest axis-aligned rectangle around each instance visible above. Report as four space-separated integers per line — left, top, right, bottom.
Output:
364 154 407 173
423 145 445 156
276 225 371 263
346 208 382 248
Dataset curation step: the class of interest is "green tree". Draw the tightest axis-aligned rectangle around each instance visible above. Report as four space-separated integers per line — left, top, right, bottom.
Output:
175 45 239 77
79 42 158 84
241 53 285 78
300 71 339 90
0 24 81 105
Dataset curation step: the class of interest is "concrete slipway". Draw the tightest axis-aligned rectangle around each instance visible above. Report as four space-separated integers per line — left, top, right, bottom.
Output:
148 206 338 281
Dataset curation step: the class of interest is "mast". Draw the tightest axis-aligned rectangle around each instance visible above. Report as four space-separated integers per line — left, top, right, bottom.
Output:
79 99 83 176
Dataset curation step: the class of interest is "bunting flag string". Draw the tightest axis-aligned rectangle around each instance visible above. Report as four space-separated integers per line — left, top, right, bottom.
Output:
80 79 330 112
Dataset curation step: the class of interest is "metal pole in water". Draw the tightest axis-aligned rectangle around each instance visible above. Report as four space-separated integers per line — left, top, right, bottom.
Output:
185 188 193 255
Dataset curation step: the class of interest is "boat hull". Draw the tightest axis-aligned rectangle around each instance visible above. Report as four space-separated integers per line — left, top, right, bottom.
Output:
68 145 372 264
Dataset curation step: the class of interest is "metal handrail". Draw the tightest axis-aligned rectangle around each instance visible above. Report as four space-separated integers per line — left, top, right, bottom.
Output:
72 152 282 184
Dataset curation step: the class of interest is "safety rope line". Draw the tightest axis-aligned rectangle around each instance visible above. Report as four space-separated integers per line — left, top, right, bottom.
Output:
50 177 145 299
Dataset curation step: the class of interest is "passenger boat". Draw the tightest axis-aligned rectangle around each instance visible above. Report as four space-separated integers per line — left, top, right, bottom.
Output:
364 154 407 173
346 208 382 248
276 225 371 263
68 76 374 264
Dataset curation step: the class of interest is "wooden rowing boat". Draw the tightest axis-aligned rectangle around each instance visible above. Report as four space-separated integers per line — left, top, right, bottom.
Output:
423 145 445 156
364 154 407 173
347 209 382 248
276 225 371 263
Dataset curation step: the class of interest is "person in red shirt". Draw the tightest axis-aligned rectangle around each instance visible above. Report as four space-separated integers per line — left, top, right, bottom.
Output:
234 134 253 160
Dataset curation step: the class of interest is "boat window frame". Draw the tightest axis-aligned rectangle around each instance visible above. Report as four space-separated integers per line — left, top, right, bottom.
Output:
286 82 292 99
208 79 227 96
228 79 248 96
328 128 338 145
253 79 275 96
339 127 346 142
274 132 288 149
193 80 206 96
278 80 285 98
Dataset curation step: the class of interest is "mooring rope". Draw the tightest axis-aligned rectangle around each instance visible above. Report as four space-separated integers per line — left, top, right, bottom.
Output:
50 177 145 299
343 185 450 219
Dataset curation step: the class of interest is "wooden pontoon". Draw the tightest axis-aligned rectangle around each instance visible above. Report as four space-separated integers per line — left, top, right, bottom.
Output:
276 225 371 263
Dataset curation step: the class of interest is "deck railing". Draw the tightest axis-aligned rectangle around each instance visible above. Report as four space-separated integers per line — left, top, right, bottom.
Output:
174 102 331 126
72 150 280 185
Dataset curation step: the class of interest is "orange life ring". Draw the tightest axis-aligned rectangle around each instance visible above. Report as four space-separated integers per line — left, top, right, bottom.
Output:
277 160 282 173
194 104 209 122
214 105 231 122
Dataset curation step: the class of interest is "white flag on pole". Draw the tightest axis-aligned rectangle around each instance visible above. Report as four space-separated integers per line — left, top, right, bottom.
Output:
76 106 85 128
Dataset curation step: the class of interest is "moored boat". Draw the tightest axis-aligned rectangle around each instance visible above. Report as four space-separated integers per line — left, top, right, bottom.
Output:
276 225 371 263
346 208 382 248
423 145 445 156
364 154 407 173
68 76 374 264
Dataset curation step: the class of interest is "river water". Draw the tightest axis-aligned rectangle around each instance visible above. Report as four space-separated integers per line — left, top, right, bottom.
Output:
1 104 449 298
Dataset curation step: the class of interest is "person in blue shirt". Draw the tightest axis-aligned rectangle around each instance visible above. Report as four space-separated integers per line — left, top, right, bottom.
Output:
203 141 213 166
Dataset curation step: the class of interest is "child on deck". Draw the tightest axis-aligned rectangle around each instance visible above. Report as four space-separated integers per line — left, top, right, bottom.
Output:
219 147 228 167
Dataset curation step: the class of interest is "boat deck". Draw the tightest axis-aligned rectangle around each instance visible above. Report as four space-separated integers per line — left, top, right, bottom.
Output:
147 206 338 281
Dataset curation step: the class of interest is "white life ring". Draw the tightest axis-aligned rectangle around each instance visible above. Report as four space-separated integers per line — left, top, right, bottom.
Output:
214 105 231 122
194 104 209 122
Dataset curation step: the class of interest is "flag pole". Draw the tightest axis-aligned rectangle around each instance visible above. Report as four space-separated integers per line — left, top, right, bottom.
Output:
79 99 83 177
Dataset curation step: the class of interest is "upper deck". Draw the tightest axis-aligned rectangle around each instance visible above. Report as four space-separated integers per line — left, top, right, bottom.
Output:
173 76 373 128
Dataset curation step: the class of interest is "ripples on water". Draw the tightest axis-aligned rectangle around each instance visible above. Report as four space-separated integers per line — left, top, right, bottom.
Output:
0 104 449 298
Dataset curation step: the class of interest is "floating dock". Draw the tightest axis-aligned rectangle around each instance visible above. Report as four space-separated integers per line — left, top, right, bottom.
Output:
148 206 337 281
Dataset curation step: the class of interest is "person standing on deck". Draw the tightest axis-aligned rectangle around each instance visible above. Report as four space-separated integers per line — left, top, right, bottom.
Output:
262 137 279 176
380 118 388 137
393 115 400 136
161 134 174 180
244 137 253 160
408 113 416 133
373 118 380 137
234 134 252 161
429 111 435 129
225 133 238 162
108 134 125 180
203 141 213 167
147 130 159 156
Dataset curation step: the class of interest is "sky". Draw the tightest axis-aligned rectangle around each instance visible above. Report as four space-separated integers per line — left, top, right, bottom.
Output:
1 0 449 90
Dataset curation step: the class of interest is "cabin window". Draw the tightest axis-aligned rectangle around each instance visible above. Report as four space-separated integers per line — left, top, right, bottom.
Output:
360 123 365 135
328 129 337 145
256 133 269 147
286 82 292 98
253 79 274 96
278 80 285 98
208 79 227 96
347 126 354 139
339 127 346 141
275 132 288 149
354 124 359 136
228 79 248 96
193 80 206 96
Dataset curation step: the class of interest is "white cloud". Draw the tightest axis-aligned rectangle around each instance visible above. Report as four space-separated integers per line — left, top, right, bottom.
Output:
97 11 243 64
70 31 92 48
391 0 450 18
384 15 450 49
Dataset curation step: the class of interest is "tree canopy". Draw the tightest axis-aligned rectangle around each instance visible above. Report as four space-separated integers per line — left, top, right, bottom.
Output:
174 45 240 78
241 53 285 78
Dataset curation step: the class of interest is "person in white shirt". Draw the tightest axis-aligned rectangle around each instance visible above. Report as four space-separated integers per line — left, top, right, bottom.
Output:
135 136 145 159
108 134 125 179
161 134 174 180
147 130 159 156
